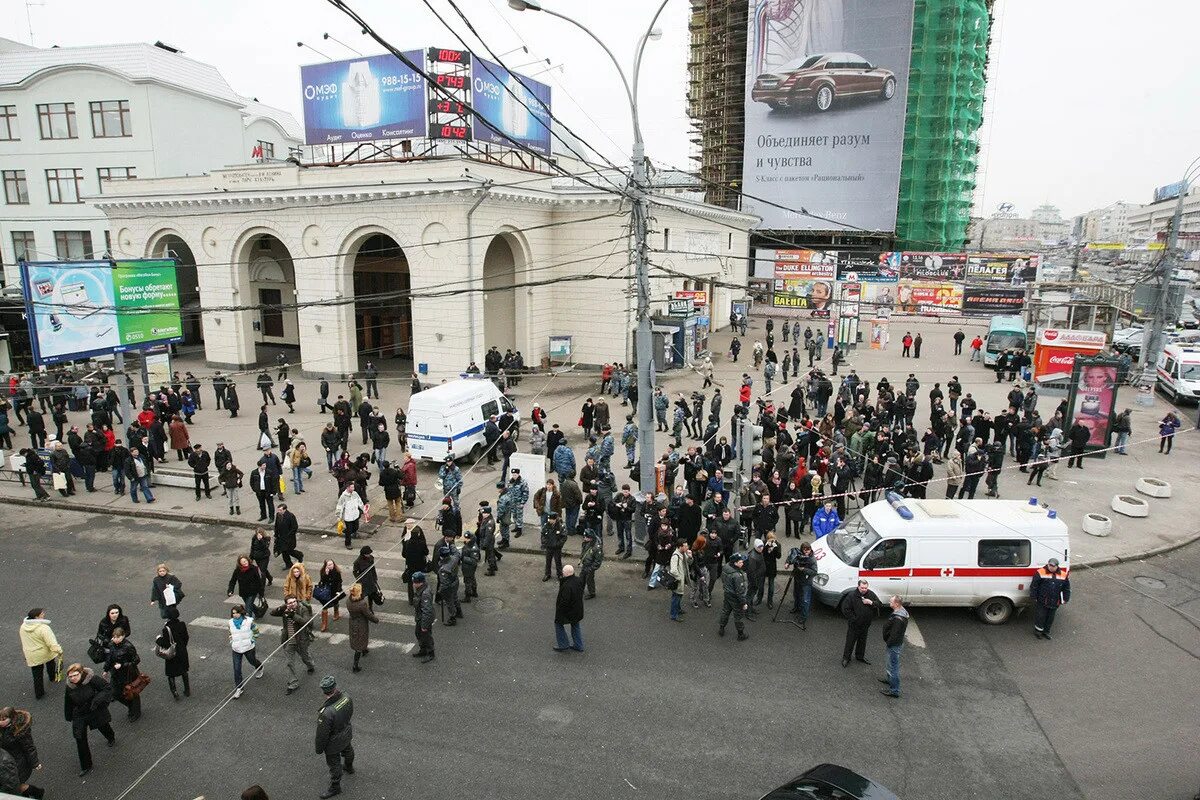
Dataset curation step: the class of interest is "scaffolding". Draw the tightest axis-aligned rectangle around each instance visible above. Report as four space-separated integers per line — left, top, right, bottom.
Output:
895 0 995 250
686 0 747 211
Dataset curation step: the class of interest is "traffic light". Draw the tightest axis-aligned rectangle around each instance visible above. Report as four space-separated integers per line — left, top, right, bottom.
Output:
739 421 764 477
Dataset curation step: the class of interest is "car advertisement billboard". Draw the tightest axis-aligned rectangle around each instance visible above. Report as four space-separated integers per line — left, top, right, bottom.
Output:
21 259 183 366
741 0 916 232
300 51 428 144
471 56 552 157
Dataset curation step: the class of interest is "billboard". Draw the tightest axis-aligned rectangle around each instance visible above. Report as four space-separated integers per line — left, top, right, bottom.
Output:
769 249 836 311
1154 181 1186 203
962 287 1026 314
898 252 967 281
741 0 916 231
836 251 900 282
1065 356 1120 455
471 56 552 156
1032 328 1107 381
21 259 183 366
966 254 1040 285
300 51 428 144
895 280 962 315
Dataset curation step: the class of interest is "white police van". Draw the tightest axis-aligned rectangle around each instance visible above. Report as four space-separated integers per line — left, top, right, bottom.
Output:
406 378 518 463
810 493 1069 624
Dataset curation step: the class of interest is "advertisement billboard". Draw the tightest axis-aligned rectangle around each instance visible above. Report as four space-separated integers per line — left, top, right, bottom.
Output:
895 280 962 315
770 249 835 311
1032 328 1106 381
898 252 967 281
300 51 428 144
741 0 916 232
836 251 900 282
1066 356 1120 455
962 287 1026 314
471 56 552 156
966 254 1040 285
21 259 183 366
1154 181 1186 203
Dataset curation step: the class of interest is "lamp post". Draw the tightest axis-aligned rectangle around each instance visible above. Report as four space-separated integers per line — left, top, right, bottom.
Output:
508 0 668 498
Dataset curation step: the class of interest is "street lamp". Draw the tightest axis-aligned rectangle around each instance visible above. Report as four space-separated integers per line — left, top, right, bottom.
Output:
508 0 669 498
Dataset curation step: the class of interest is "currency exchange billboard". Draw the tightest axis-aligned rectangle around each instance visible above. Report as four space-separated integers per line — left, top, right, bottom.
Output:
471 56 553 157
21 259 183 366
300 51 428 144
741 0 916 232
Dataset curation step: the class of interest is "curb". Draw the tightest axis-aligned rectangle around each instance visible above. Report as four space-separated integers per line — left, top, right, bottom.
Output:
1073 530 1200 570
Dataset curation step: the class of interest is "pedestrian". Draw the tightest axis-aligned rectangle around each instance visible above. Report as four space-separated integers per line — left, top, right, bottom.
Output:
149 563 184 619
901 332 912 357
257 371 276 405
969 335 983 361
274 504 303 566
315 560 344 633
62 663 116 777
788 541 818 628
226 382 241 418
188 444 213 500
291 442 312 495
315 675 354 799
912 333 922 358
352 546 382 611
346 584 378 674
250 527 274 587
839 578 881 667
364 361 379 399
1030 558 1070 640
102 626 142 722
761 532 782 609
18 610 62 700
228 604 264 699
270 595 316 695
124 446 154 504
285 562 315 602
168 414 189 460
1112 408 1132 455
227 555 266 616
1158 412 1181 454
552 564 585 652
410 572 436 663
953 328 965 355
0 706 44 798
21 449 49 502
156 608 190 701
718 553 750 640
879 595 908 698
336 484 367 550
1066 417 1090 467
946 451 964 498
250 458 277 522
282 379 296 414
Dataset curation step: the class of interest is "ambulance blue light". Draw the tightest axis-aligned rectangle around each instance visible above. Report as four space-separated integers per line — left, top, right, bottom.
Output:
885 491 913 520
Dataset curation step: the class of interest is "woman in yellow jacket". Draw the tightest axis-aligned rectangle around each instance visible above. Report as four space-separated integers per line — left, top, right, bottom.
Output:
18 609 63 699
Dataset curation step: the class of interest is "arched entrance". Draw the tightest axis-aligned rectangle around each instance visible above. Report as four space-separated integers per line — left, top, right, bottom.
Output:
234 233 299 360
151 234 202 346
482 235 518 353
352 234 412 362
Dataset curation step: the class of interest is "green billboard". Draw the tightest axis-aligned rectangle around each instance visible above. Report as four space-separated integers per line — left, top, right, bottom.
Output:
111 260 184 346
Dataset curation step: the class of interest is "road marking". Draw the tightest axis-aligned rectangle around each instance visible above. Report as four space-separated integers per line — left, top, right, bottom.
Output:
188 615 414 653
905 618 926 649
221 595 414 627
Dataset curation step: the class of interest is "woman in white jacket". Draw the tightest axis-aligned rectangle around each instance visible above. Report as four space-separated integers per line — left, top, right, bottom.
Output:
227 605 264 699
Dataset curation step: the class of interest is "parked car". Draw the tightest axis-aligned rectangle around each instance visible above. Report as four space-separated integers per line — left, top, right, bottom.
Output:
751 52 896 112
759 764 899 800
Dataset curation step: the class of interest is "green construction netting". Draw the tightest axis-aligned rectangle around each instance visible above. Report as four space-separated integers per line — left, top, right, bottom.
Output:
895 0 991 250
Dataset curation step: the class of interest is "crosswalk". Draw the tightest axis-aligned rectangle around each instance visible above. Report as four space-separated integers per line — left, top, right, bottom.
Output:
188 615 416 653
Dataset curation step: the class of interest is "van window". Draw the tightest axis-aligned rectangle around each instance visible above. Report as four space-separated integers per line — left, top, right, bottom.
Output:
500 396 516 413
978 539 1031 567
863 539 906 570
481 400 500 420
1163 357 1177 377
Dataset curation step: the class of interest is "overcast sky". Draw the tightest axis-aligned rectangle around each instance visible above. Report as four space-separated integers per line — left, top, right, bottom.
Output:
15 0 1200 220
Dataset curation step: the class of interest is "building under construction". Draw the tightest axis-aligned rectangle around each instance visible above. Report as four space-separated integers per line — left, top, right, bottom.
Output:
687 0 995 251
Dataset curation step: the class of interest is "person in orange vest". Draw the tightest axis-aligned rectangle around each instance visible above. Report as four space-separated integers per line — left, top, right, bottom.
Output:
1030 558 1071 639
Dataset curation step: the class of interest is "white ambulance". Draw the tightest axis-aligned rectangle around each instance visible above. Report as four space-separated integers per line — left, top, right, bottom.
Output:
1155 342 1200 404
406 378 518 463
810 493 1069 624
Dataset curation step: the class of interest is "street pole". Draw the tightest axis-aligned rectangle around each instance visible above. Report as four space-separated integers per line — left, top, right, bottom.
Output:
508 0 668 498
1139 161 1198 376
113 351 135 431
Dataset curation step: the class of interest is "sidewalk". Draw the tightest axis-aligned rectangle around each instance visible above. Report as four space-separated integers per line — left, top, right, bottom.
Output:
3 314 1199 567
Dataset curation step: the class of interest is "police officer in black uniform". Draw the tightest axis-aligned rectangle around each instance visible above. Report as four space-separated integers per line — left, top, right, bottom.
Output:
315 675 354 798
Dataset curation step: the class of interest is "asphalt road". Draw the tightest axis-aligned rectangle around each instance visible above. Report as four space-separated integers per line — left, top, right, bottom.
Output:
2 507 1198 800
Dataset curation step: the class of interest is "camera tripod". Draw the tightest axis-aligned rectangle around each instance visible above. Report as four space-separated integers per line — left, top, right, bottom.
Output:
771 571 805 630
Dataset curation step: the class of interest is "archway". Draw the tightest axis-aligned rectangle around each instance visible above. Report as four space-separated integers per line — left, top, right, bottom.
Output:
482 234 518 354
352 234 412 362
150 234 202 346
235 233 299 359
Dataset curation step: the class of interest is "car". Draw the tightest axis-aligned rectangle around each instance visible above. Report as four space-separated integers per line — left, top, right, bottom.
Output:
759 764 899 800
751 52 896 112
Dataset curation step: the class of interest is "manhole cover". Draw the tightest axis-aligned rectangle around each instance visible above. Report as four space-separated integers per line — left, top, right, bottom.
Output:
473 597 504 613
1135 576 1167 589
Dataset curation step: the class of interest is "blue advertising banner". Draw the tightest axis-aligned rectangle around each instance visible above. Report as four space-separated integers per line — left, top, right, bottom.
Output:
471 56 552 156
300 51 428 144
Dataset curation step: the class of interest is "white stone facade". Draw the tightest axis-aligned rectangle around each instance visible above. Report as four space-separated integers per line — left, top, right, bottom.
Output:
94 157 754 382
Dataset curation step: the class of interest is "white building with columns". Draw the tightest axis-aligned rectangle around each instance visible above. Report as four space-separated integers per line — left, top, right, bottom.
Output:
93 156 753 380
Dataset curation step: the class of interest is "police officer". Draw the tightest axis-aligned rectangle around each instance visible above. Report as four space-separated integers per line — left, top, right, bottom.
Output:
460 530 480 602
315 675 354 798
411 572 435 663
718 553 750 641
478 504 499 575
541 511 567 582
1030 558 1071 640
436 541 463 626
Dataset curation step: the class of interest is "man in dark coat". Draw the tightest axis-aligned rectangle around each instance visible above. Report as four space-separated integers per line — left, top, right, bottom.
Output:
63 664 116 776
273 503 302 567
314 675 354 798
553 564 585 652
839 579 882 667
1065 418 1090 469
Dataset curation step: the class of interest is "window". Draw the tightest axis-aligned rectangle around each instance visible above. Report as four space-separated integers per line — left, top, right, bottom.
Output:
103 230 112 258
90 100 131 137
53 230 94 260
11 231 36 262
37 103 77 139
97 166 137 184
1163 357 1177 377
257 140 275 159
663 228 670 250
863 539 907 570
0 105 17 140
480 400 500 420
259 288 284 337
978 539 1032 568
2 170 28 204
46 168 84 203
